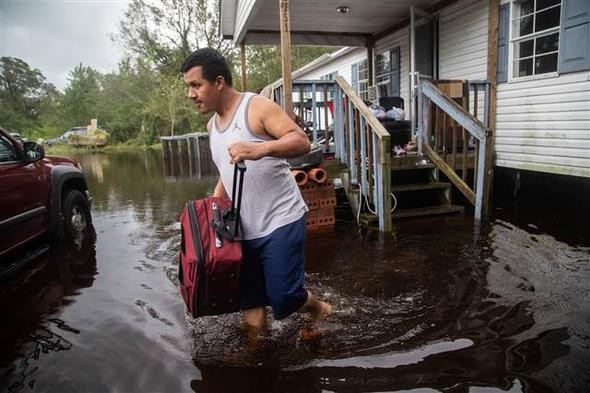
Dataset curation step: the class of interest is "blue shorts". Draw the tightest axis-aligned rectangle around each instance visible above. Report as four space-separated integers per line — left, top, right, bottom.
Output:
239 215 308 320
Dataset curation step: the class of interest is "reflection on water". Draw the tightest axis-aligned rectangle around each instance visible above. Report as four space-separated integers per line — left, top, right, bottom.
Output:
162 143 216 181
0 150 588 393
0 231 98 391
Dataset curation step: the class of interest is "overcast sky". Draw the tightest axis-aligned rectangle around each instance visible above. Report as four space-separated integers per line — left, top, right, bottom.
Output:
1 0 130 91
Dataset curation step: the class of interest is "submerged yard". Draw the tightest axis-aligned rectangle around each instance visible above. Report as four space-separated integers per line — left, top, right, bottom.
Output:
1 150 588 392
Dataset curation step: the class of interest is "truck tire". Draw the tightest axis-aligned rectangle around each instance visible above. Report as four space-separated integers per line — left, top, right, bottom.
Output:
62 190 91 247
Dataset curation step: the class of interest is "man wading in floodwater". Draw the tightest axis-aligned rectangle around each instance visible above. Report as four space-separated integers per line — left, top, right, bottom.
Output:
181 48 332 339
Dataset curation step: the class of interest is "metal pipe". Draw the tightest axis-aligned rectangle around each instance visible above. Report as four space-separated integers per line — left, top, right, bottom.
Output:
410 6 416 142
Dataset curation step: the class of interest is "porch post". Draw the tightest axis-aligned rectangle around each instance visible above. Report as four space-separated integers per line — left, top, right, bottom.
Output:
240 42 248 92
410 6 417 146
367 36 374 87
480 0 500 221
417 79 423 156
279 0 294 117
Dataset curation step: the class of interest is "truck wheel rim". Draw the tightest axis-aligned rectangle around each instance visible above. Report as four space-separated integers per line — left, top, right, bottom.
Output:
71 206 87 234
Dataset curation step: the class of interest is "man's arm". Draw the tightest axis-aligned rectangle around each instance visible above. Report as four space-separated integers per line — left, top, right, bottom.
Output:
227 96 310 163
213 178 227 198
205 116 228 199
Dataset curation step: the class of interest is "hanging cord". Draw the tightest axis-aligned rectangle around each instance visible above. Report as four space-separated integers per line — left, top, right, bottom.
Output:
391 192 398 212
355 158 398 224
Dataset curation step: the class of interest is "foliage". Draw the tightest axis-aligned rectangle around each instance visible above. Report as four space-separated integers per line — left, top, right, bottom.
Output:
61 64 101 128
0 56 61 132
112 0 230 139
245 46 334 92
95 59 155 143
1 0 338 146
115 0 236 75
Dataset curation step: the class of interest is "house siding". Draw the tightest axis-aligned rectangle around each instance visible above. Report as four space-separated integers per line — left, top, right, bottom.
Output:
275 0 590 178
439 0 489 123
439 0 489 80
297 48 367 82
496 71 590 177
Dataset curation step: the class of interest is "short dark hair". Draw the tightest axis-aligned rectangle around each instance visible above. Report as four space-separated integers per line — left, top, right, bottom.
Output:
180 48 233 87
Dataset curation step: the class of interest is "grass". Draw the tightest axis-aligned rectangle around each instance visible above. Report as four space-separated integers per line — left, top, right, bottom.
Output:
45 143 162 155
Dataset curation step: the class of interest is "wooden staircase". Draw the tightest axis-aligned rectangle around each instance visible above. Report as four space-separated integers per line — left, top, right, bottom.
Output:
355 154 464 226
389 155 464 219
268 76 492 231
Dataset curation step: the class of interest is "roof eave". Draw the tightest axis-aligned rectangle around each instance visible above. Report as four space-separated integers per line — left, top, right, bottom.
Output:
219 0 237 42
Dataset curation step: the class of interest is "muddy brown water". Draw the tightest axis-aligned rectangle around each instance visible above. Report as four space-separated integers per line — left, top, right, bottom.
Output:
1 150 589 393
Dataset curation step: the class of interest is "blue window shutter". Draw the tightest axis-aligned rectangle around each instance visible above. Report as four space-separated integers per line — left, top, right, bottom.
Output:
497 3 509 83
558 0 590 74
351 63 359 93
391 47 401 96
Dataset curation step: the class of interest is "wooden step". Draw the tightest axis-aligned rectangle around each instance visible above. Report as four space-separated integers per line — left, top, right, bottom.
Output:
359 213 379 226
392 204 465 219
360 204 465 225
391 162 436 171
391 181 451 193
391 153 422 167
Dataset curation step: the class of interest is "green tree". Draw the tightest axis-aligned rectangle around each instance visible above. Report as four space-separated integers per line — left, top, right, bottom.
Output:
114 0 231 139
143 73 200 137
245 45 335 92
61 64 101 128
96 59 157 142
110 0 335 142
116 0 235 74
0 56 60 133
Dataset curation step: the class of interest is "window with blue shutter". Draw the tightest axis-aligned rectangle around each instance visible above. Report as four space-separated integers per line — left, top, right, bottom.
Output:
391 47 401 96
558 0 590 74
510 0 561 78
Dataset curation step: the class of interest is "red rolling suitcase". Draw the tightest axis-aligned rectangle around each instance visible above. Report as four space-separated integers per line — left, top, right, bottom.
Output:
178 162 246 317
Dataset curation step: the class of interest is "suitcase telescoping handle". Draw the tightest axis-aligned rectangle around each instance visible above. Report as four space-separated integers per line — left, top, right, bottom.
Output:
230 161 246 238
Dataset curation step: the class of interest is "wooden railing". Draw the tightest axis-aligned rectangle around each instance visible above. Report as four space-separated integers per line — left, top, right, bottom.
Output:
267 77 392 231
333 76 392 232
271 80 336 152
417 78 493 220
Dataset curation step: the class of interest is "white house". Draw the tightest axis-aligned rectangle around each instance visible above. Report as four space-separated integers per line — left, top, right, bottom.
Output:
222 0 589 228
223 0 589 179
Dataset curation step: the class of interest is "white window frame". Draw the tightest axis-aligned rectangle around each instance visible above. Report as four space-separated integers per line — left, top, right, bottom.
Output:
375 49 394 99
352 59 369 101
508 0 562 83
374 46 402 98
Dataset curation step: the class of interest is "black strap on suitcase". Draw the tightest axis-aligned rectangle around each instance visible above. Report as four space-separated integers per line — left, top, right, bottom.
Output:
212 161 246 241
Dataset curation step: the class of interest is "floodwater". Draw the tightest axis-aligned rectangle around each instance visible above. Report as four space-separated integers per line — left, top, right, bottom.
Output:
1 150 589 393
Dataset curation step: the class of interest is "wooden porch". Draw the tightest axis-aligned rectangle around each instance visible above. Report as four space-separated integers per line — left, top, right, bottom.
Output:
222 0 500 231
264 76 492 231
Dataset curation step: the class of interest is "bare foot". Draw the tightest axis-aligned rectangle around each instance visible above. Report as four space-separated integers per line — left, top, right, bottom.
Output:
311 300 332 321
299 325 321 341
299 300 333 341
241 321 265 351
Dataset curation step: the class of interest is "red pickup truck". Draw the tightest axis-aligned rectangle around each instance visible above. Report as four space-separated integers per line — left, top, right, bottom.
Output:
0 127 92 272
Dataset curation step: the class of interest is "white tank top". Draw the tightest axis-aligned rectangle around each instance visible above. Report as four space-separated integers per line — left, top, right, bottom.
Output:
209 93 307 240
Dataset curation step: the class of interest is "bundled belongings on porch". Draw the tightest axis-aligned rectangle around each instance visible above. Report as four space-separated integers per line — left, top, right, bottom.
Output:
178 162 246 318
374 96 412 149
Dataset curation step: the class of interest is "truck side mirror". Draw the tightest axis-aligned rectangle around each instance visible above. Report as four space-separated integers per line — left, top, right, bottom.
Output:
23 141 45 161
